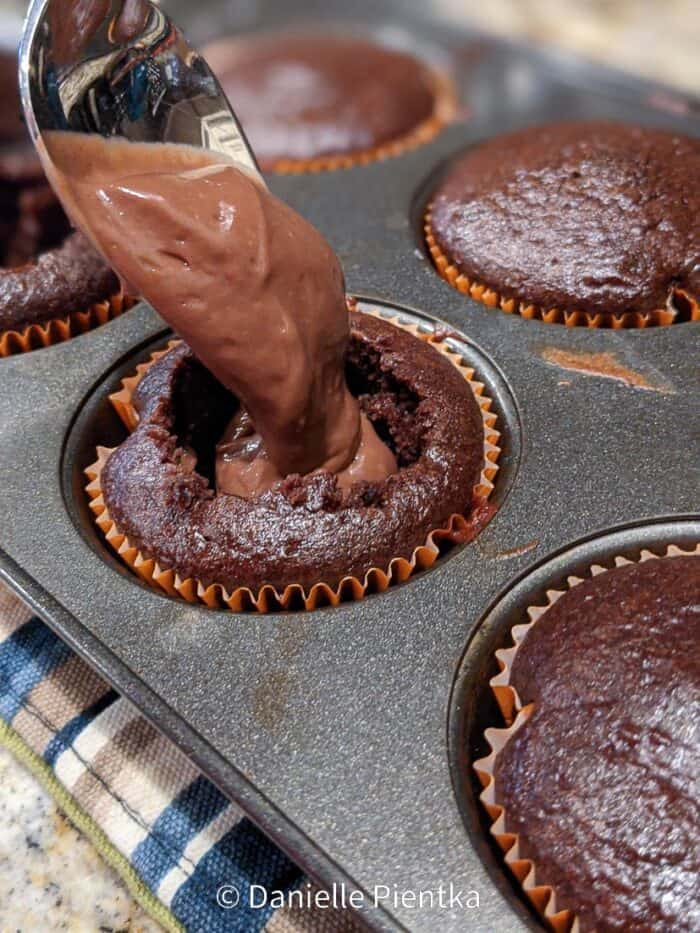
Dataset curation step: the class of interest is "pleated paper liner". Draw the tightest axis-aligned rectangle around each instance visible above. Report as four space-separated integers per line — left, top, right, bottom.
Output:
0 290 134 357
425 210 700 329
86 309 501 613
268 70 456 175
473 542 700 933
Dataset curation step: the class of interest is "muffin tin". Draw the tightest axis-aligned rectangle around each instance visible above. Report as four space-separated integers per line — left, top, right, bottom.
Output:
1 1 698 930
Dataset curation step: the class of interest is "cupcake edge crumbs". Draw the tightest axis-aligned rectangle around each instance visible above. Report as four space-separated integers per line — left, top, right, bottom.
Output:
474 545 700 932
85 307 501 611
0 227 131 356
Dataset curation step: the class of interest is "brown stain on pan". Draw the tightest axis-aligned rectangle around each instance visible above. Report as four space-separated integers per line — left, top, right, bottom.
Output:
539 347 674 393
478 538 539 560
251 619 314 735
252 670 294 735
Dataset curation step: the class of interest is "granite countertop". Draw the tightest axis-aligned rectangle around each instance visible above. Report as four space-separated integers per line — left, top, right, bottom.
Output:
1 0 697 930
0 746 161 932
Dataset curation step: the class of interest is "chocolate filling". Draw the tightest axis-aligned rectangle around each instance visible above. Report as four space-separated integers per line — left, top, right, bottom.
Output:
170 328 423 490
45 134 397 493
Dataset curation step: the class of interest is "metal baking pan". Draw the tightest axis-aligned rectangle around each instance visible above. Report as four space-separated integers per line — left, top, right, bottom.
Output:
1 1 698 929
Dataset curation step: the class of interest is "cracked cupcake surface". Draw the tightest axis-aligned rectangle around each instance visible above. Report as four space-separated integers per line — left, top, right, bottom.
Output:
99 312 486 592
493 555 700 933
429 121 699 318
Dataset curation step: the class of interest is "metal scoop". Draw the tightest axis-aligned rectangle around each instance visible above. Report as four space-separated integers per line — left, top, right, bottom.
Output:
18 0 262 186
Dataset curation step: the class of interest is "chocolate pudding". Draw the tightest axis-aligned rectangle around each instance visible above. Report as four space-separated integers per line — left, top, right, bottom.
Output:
494 555 700 932
205 34 441 169
429 122 700 318
46 132 396 494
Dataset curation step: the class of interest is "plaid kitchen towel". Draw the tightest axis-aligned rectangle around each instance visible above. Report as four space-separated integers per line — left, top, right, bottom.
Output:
0 583 359 933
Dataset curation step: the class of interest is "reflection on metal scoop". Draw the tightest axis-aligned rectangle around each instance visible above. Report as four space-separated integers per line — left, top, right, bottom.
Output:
18 0 263 187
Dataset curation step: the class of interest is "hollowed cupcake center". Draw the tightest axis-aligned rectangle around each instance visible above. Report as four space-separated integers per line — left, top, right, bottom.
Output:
170 334 423 492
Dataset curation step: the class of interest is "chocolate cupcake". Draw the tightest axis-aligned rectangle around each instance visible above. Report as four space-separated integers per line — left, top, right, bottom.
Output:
86 309 500 611
427 122 700 327
0 53 128 355
204 33 454 173
476 550 700 932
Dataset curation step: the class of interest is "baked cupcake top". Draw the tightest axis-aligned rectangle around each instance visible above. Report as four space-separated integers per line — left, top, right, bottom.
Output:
0 150 120 332
430 122 700 317
494 555 700 932
205 34 439 167
0 54 119 332
100 311 486 592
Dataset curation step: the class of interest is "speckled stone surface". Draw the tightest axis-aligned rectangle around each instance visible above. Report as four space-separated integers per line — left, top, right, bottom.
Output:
0 746 162 932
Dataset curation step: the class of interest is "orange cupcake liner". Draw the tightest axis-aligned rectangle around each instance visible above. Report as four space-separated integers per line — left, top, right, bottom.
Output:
425 210 700 329
0 291 134 357
85 308 501 612
473 542 700 932
269 71 456 175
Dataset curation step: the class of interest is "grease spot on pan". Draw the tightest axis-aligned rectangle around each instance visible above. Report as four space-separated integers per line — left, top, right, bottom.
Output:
251 621 311 734
539 347 674 393
478 538 539 560
252 670 293 734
